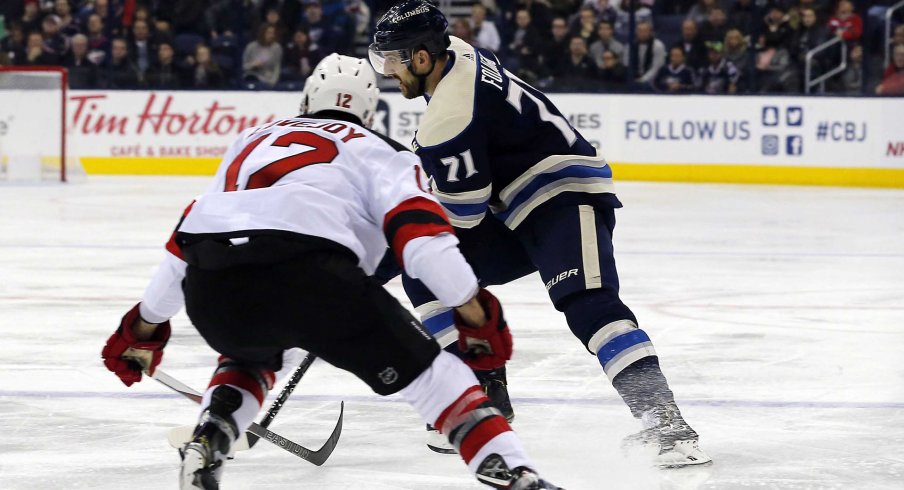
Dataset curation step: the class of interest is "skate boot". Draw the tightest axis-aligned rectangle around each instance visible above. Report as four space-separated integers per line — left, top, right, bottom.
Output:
476 454 564 489
426 423 457 454
621 402 711 468
180 386 241 489
475 367 514 422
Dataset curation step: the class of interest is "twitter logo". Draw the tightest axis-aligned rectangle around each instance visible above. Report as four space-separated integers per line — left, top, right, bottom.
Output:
786 107 803 127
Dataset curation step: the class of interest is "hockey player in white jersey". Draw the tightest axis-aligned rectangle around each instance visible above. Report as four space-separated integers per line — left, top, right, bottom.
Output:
100 54 562 490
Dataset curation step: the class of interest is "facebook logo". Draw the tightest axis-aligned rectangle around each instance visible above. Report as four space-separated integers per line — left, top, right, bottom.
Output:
762 135 779 155
762 107 780 127
786 135 803 156
786 107 803 126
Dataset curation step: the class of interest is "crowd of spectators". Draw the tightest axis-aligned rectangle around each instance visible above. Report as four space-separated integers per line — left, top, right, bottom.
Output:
0 0 367 89
0 0 902 95
486 0 904 94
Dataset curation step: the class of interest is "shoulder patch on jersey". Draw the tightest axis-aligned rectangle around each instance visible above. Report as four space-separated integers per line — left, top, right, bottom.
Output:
415 37 478 149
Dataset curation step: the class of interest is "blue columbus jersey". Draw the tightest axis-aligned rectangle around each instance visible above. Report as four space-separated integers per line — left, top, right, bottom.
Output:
413 36 620 230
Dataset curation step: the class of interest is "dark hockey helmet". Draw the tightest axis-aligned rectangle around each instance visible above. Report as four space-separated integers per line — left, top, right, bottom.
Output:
368 0 450 75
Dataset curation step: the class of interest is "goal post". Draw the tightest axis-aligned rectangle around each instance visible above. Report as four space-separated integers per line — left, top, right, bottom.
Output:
0 66 81 182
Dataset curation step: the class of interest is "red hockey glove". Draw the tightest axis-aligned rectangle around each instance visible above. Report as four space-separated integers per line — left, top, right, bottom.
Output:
454 289 513 371
101 303 171 386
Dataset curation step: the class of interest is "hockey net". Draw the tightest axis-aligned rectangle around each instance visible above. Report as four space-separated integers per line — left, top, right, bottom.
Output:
0 67 84 182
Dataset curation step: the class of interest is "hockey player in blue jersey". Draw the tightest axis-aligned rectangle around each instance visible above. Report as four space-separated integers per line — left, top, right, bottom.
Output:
369 0 711 467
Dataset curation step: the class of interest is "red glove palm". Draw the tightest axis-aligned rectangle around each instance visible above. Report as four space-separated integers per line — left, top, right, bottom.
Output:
454 289 513 371
101 303 171 386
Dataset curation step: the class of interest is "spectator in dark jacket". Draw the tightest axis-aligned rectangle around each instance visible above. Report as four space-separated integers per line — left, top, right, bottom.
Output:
21 31 58 65
128 19 157 77
85 13 109 64
554 36 600 91
699 7 730 43
540 16 571 78
21 1 43 34
761 4 793 51
1 22 26 66
598 48 628 90
568 5 599 46
792 7 828 58
146 42 185 89
100 38 142 88
299 0 339 56
41 14 70 60
676 19 708 69
65 34 99 89
506 9 545 81
186 44 226 89
281 29 322 82
654 46 697 93
514 0 553 34
54 0 81 38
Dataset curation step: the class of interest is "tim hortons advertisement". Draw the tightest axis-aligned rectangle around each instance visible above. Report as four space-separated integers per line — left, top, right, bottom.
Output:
67 90 904 186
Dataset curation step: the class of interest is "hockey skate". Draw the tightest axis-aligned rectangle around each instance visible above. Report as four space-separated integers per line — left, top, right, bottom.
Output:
426 423 457 454
180 386 241 490
621 403 711 468
476 367 515 422
476 454 564 490
180 412 238 490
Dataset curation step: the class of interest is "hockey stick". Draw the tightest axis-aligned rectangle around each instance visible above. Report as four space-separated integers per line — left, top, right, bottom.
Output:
150 368 343 466
247 352 318 448
165 353 319 450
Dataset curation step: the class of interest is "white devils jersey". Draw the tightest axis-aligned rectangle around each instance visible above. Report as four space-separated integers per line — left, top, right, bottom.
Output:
139 116 478 323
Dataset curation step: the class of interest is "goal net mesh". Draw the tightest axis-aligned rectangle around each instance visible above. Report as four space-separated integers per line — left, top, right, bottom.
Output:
0 69 83 182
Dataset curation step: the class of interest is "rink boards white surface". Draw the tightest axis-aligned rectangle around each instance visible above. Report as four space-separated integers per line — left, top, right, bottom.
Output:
1 177 902 490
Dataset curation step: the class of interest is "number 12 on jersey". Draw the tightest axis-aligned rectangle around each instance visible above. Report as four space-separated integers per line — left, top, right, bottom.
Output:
224 130 339 191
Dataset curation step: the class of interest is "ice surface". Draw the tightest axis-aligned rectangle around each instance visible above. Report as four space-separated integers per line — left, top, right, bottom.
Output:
1 177 902 489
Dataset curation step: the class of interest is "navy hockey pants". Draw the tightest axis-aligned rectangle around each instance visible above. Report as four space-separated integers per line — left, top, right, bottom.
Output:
401 203 638 353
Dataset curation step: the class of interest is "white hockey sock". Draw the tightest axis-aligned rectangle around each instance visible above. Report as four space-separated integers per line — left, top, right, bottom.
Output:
401 351 534 472
200 384 261 432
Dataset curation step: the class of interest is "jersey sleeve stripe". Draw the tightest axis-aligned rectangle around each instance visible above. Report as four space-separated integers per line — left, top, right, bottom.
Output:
164 200 196 260
431 183 492 204
498 154 609 205
383 197 454 265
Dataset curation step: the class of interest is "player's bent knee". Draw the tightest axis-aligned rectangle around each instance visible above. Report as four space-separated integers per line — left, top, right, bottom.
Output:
209 357 276 406
560 288 637 343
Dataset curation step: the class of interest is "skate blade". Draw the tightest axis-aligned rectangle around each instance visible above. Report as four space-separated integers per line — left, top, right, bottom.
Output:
656 441 713 469
426 428 457 454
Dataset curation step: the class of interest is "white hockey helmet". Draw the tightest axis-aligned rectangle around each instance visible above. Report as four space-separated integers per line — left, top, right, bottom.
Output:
300 54 380 128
